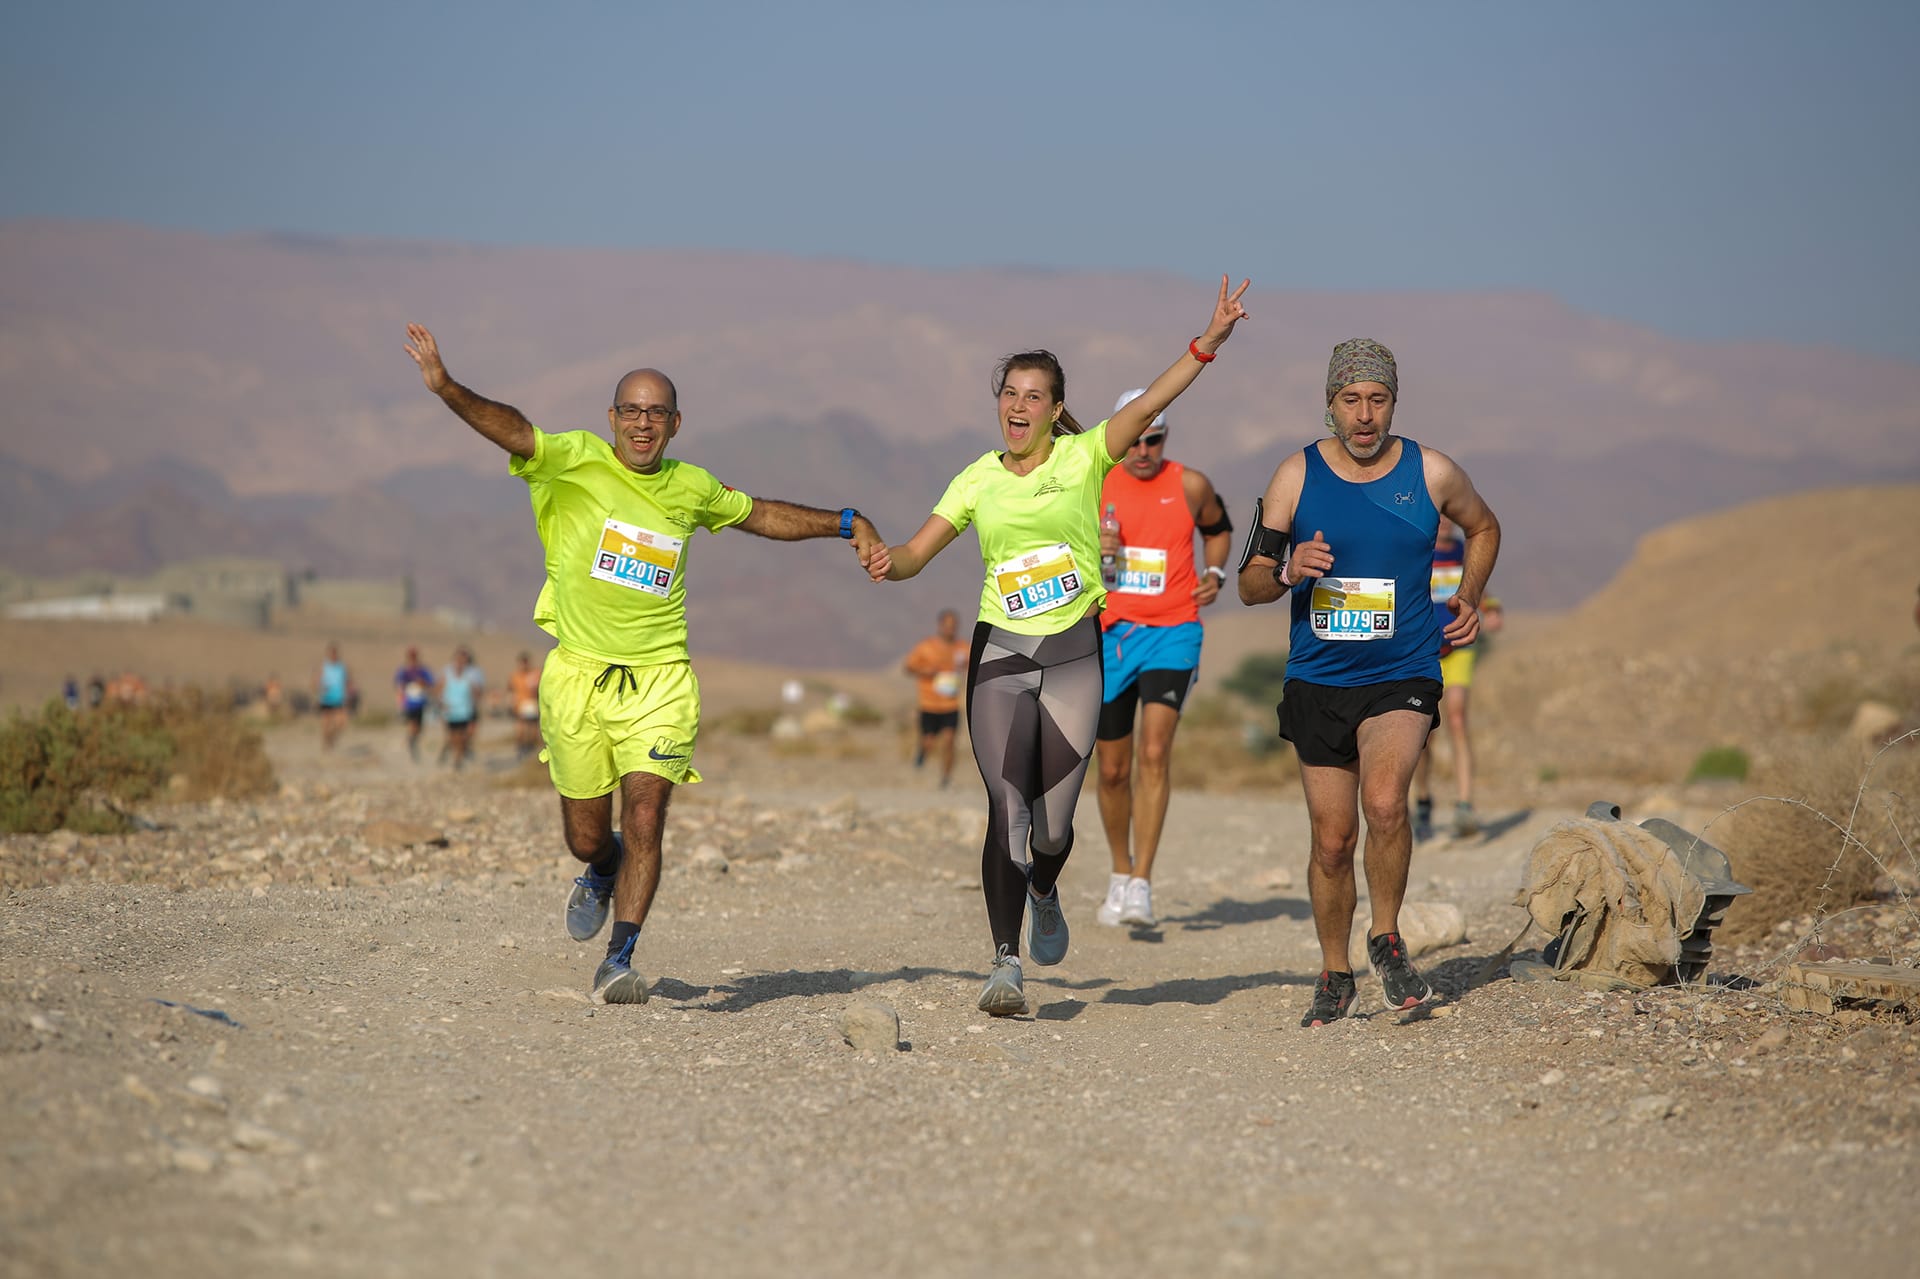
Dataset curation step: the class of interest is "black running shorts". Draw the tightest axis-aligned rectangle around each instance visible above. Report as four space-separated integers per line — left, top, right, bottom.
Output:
918 709 960 736
1275 677 1442 767
1096 668 1198 741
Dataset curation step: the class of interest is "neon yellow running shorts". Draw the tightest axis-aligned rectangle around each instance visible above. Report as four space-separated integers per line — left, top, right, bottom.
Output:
1438 645 1477 689
538 646 702 798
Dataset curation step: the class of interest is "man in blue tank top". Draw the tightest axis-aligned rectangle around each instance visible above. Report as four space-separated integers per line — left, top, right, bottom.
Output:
1237 339 1500 1027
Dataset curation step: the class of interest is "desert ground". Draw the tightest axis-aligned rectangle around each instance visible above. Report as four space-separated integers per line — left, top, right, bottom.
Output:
3 697 1916 1279
5 488 1918 1277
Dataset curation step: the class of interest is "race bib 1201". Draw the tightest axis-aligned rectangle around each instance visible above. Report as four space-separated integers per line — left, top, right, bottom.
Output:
1113 544 1169 596
590 517 684 599
993 543 1083 619
1310 577 1397 641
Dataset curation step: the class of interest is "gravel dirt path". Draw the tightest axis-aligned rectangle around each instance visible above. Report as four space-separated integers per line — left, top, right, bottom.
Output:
3 720 1914 1278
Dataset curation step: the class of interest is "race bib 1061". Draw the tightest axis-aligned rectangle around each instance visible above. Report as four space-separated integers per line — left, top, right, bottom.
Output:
1310 577 1397 641
994 543 1083 619
1113 544 1169 596
590 518 684 598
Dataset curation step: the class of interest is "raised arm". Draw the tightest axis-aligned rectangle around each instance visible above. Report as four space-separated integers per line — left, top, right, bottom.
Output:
404 323 536 460
867 515 961 583
1104 275 1251 459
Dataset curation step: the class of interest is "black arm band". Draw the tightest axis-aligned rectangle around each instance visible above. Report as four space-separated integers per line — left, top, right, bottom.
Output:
1235 497 1290 572
1197 509 1234 538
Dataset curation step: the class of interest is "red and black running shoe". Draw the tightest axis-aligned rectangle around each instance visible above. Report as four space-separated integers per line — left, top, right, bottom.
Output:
1368 930 1434 1011
1300 969 1358 1028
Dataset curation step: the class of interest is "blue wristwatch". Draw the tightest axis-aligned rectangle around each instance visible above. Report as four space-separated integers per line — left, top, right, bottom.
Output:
839 508 859 539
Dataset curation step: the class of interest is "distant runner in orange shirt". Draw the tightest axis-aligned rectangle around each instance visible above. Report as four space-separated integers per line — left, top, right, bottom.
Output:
508 650 543 760
1093 389 1234 929
902 608 969 788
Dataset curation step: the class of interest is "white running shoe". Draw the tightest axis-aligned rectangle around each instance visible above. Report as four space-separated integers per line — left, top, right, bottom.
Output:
1096 878 1126 927
1120 878 1156 928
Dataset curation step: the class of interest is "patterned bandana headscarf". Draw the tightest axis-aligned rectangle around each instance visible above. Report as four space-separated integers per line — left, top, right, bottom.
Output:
1324 338 1398 431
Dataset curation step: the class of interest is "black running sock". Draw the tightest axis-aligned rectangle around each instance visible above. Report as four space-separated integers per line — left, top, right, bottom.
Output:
606 922 640 957
1027 829 1073 898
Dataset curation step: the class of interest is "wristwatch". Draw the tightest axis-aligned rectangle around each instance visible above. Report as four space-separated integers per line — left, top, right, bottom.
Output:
1203 565 1227 585
838 508 860 539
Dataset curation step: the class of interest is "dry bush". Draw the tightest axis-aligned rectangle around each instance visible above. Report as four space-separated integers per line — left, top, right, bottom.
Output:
1171 723 1300 794
0 689 275 833
491 756 554 790
1717 735 1918 944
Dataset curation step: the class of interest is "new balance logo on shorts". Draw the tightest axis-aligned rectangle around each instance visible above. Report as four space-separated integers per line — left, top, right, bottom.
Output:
1407 697 1424 708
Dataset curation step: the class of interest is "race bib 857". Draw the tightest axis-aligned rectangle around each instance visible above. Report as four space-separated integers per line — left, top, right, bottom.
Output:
993 543 1083 619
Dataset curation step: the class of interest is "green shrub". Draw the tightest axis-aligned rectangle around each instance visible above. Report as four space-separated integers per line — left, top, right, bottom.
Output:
0 691 276 834
1686 745 1750 783
1221 651 1289 710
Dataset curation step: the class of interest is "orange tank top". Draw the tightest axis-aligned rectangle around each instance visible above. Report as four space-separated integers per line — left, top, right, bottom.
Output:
1100 460 1199 628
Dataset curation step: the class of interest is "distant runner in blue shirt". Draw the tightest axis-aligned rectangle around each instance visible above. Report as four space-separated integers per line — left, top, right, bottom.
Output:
393 646 436 762
440 647 485 770
315 643 353 751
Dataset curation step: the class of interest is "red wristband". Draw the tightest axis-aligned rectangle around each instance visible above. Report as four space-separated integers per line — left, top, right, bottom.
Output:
1188 339 1217 364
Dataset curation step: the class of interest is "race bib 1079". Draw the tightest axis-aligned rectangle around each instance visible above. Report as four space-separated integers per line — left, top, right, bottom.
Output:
1309 577 1396 641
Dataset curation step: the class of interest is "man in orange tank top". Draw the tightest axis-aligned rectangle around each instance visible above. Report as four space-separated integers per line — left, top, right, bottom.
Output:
901 608 968 787
1093 389 1234 928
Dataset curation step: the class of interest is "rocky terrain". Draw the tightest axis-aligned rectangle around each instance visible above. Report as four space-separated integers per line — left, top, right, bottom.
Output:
3 715 1915 1278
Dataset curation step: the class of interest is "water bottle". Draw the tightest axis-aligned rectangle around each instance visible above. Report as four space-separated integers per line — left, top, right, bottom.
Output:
1099 503 1120 587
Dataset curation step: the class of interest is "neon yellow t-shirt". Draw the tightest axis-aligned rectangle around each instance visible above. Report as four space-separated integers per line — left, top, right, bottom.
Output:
510 428 752 667
931 424 1118 635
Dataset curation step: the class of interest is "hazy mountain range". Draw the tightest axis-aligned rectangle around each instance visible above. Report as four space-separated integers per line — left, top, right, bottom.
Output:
3 221 1916 666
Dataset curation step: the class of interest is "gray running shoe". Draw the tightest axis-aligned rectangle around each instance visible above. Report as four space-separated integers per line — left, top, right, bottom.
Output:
1026 883 1069 966
1451 802 1479 839
977 944 1026 1016
564 833 623 941
591 934 650 1005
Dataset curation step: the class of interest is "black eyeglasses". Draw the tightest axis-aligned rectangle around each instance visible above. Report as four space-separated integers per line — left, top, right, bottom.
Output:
1135 431 1167 448
614 403 676 423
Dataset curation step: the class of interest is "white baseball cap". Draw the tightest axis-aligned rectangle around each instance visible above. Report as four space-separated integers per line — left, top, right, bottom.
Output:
1113 388 1168 430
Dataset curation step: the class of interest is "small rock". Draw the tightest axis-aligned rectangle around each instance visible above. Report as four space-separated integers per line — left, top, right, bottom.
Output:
44 830 80 856
1848 701 1902 744
186 1075 226 1102
1539 1068 1566 1087
1625 1094 1675 1124
689 844 730 877
230 1121 302 1155
123 1074 162 1109
1257 867 1295 892
446 808 479 825
1431 1004 1457 1019
1753 1025 1791 1053
1349 901 1467 968
496 934 517 950
359 819 448 849
170 1143 222 1174
838 999 901 1052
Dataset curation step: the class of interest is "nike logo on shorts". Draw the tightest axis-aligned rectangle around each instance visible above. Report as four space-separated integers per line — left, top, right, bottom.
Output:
648 745 689 761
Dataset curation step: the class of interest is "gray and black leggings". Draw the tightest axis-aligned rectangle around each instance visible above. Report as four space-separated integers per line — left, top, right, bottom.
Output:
965 614 1104 956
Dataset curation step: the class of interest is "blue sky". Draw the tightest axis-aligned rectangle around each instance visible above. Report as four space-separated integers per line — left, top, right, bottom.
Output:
5 1 1918 361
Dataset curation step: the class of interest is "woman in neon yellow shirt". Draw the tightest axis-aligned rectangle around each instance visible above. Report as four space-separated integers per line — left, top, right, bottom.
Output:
868 275 1249 1014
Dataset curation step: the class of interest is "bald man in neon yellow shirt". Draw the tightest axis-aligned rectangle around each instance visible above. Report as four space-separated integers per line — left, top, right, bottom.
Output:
405 324 885 1004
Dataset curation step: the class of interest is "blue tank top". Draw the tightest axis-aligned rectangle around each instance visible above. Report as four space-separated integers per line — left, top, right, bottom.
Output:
319 660 349 707
1286 439 1443 687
